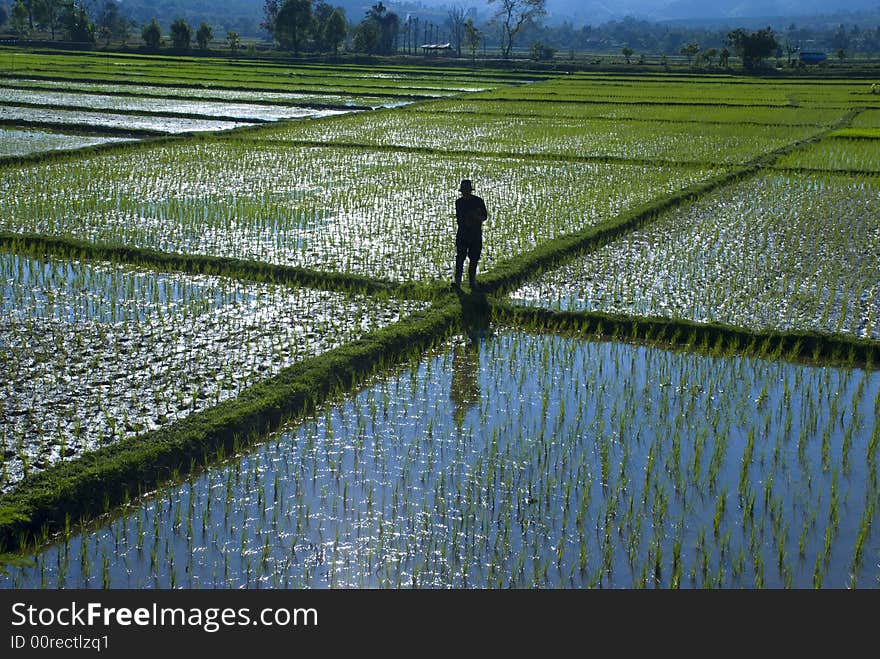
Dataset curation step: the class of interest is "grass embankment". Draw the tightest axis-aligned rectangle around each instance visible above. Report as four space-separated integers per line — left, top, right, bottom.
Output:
0 300 459 552
491 301 880 370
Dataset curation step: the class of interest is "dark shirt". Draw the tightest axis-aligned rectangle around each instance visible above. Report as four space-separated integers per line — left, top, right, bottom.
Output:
455 194 488 242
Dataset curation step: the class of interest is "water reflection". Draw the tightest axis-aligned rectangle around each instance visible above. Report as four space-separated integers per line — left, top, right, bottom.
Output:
450 339 481 424
450 289 492 425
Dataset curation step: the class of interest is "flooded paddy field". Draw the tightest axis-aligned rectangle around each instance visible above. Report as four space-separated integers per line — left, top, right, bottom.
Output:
0 52 508 98
476 75 872 108
0 87 353 123
775 136 880 173
0 78 407 109
2 58 878 592
511 171 880 339
251 110 820 164
0 105 255 134
2 330 877 588
0 141 720 281
0 127 131 157
0 251 425 491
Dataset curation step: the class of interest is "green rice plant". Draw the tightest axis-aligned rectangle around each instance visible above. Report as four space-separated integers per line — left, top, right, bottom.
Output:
0 251 425 489
775 138 880 172
248 110 820 165
512 170 880 339
2 330 878 588
0 141 719 283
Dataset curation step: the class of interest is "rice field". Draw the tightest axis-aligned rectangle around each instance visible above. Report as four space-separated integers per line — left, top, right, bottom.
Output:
406 99 847 127
2 330 877 588
0 52 512 97
0 77 407 109
774 138 880 172
851 110 880 128
0 141 721 281
0 105 255 134
0 251 426 490
250 110 820 164
474 75 870 108
510 171 880 338
1 58 878 591
0 87 353 122
0 127 131 157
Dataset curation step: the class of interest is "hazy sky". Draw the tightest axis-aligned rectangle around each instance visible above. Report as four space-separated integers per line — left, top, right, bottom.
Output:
407 0 876 22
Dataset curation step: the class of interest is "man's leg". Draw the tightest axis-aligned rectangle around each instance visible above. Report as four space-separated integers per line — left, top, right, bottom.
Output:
468 240 482 288
454 241 467 286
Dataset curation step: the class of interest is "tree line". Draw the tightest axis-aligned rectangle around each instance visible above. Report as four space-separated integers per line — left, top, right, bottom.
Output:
2 0 877 65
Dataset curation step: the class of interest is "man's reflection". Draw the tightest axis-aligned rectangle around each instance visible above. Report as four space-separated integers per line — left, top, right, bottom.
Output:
450 337 481 426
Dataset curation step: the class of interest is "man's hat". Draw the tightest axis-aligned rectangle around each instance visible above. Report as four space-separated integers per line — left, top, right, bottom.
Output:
459 179 473 192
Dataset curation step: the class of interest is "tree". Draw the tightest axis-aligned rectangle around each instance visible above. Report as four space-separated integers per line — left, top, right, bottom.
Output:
96 1 122 47
704 47 717 67
34 0 68 41
621 46 633 64
141 18 161 51
196 22 212 51
727 27 778 71
226 30 241 56
10 0 30 35
719 47 730 68
62 2 94 43
680 42 699 65
368 2 399 55
117 17 134 47
488 0 546 59
323 9 347 56
261 0 279 40
446 5 466 57
463 17 480 65
275 0 312 55
0 4 7 28
836 48 846 62
170 17 192 52
352 17 380 53
354 3 398 55
530 41 555 61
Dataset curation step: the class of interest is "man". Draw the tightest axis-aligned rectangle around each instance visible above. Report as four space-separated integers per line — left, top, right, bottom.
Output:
453 179 488 290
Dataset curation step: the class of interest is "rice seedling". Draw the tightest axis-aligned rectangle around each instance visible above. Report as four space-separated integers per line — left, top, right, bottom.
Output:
775 138 880 173
1 330 876 588
0 251 426 490
511 171 880 339
0 141 719 282
251 110 819 165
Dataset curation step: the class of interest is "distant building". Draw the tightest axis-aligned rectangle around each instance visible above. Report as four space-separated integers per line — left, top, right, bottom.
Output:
799 51 827 64
421 43 452 55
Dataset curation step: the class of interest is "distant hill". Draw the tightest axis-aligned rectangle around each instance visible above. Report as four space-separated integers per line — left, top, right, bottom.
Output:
110 0 880 36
